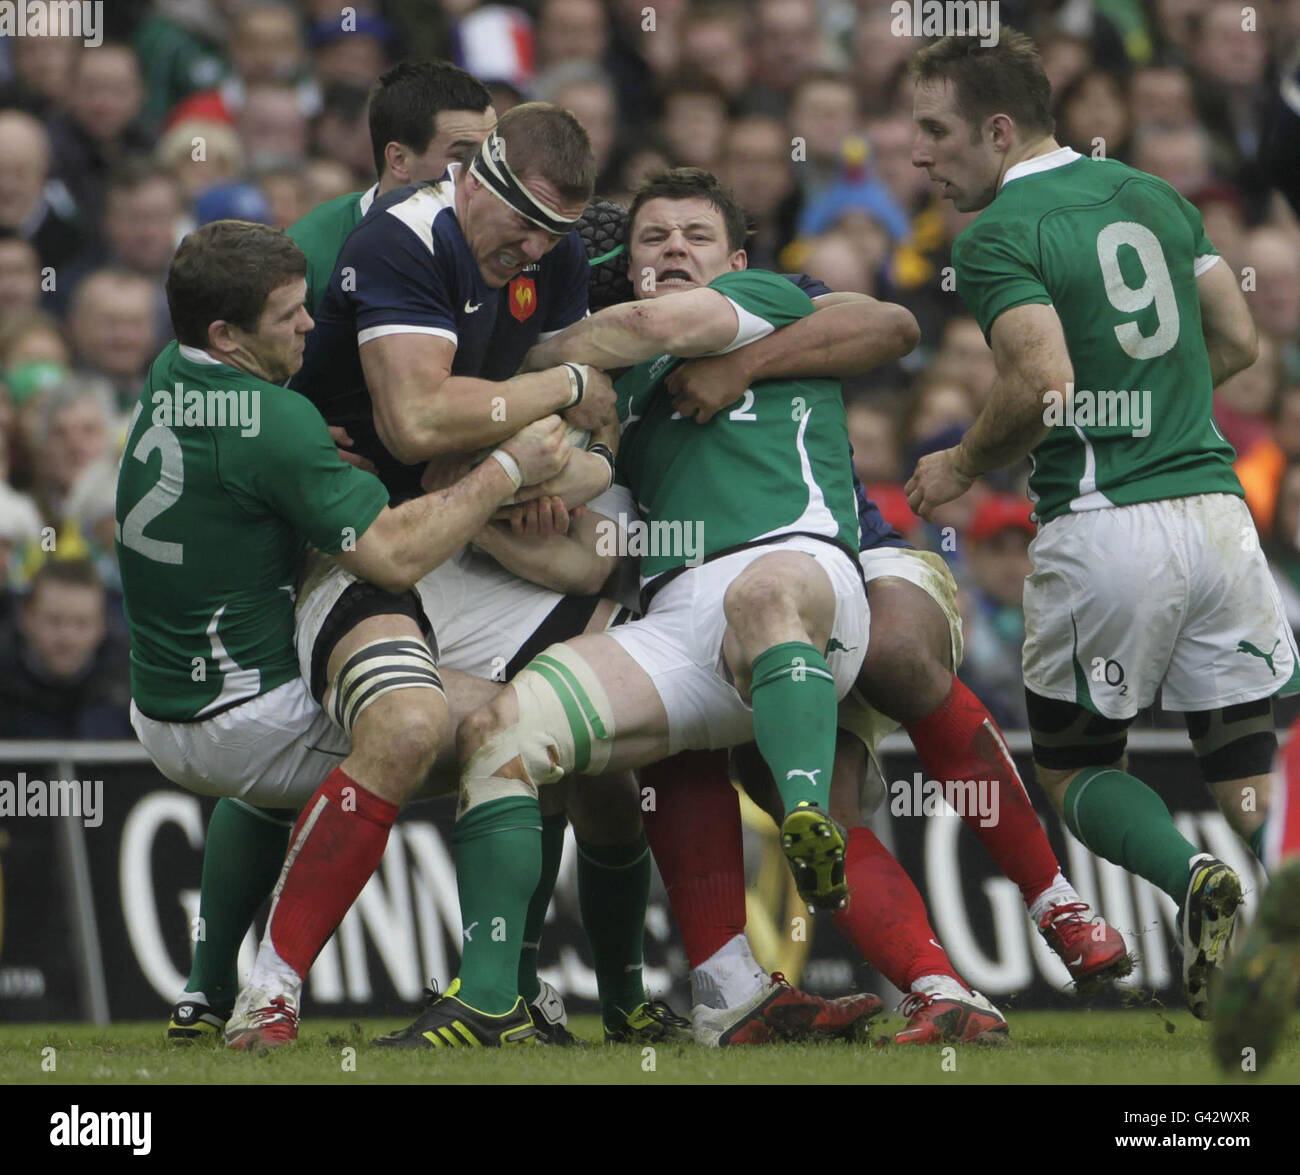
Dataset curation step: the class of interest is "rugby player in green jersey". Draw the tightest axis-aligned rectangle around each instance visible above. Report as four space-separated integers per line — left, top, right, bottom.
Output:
162 59 494 1048
378 168 889 1046
118 220 571 1048
288 60 494 315
903 33 1294 1017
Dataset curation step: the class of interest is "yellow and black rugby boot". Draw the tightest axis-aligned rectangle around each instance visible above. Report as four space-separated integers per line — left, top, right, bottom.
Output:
1180 856 1244 1020
780 802 849 911
166 995 227 1045
604 998 692 1043
372 979 540 1049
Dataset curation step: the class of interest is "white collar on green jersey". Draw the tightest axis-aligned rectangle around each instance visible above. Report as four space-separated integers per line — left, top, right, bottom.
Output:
178 344 224 366
360 184 377 215
1000 146 1082 192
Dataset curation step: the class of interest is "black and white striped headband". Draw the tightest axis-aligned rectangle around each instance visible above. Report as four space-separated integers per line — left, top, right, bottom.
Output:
468 131 582 236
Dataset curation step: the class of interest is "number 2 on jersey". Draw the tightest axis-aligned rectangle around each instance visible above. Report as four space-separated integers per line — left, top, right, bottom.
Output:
120 424 184 565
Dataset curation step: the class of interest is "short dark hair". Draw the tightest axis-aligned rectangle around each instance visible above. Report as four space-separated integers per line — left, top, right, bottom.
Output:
27 557 102 601
368 59 492 179
105 158 180 203
496 102 596 206
166 221 306 349
627 167 751 252
910 31 1055 141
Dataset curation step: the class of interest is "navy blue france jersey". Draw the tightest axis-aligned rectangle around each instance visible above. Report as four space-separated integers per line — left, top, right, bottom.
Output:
293 164 588 502
785 273 908 552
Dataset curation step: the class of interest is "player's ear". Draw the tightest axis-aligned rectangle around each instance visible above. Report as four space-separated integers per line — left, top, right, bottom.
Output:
384 141 408 183
729 248 748 272
207 319 238 358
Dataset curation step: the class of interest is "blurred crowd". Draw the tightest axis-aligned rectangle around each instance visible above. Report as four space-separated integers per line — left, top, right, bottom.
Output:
1 0 1299 737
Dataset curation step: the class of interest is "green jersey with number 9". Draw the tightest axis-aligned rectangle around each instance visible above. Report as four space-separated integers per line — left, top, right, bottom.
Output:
115 341 388 722
953 148 1242 522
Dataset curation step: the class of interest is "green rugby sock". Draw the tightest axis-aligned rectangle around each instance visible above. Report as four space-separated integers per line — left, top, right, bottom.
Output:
1062 767 1201 903
517 813 568 1004
453 796 542 1014
577 833 651 1029
750 641 838 816
186 798 294 1015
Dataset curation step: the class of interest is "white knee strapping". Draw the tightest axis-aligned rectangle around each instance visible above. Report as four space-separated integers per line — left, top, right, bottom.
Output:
323 636 442 735
459 644 617 814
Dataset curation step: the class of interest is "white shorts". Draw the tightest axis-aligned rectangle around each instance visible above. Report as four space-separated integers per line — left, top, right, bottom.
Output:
605 537 869 754
1023 493 1299 718
416 545 567 679
130 679 349 807
837 546 963 751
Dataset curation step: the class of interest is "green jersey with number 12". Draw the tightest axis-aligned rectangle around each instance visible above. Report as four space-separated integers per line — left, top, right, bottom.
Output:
953 147 1241 522
614 269 860 581
116 341 388 721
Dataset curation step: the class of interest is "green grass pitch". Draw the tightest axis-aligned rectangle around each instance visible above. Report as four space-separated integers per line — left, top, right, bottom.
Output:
3 1011 1296 1085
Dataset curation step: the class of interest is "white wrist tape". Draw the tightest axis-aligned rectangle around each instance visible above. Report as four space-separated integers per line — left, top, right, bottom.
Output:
561 362 588 409
489 448 523 492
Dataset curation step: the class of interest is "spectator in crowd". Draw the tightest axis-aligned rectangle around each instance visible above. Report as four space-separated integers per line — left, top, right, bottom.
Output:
237 81 310 169
850 4 916 115
1238 383 1300 534
168 1 318 127
536 0 610 70
0 557 133 739
680 2 750 103
257 164 311 229
957 496 1036 731
155 117 246 200
1130 64 1199 131
0 479 41 643
46 42 154 218
788 70 862 201
133 0 228 123
719 114 799 269
1055 68 1131 162
67 271 159 410
1215 334 1281 456
29 377 117 527
0 229 44 317
534 63 619 184
309 12 394 86
311 81 374 186
0 32 79 116
0 308 70 372
0 109 88 273
656 77 731 172
745 0 822 115
930 317 997 411
1131 123 1214 196
1241 226 1300 379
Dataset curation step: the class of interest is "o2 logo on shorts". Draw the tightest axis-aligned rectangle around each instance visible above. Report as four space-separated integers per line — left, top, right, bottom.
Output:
1091 657 1127 695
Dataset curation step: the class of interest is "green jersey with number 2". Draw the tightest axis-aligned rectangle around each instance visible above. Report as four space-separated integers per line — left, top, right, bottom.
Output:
614 269 860 580
116 341 388 721
954 148 1241 522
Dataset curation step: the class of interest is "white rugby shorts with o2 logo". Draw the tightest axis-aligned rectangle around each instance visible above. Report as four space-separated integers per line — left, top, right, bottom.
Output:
1022 493 1299 719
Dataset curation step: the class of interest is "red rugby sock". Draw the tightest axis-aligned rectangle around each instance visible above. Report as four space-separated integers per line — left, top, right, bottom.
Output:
266 768 398 977
641 751 746 969
906 677 1060 905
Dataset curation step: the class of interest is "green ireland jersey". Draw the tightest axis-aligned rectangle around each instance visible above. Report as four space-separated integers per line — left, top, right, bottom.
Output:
116 341 388 721
614 269 860 580
953 147 1241 522
286 186 376 315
